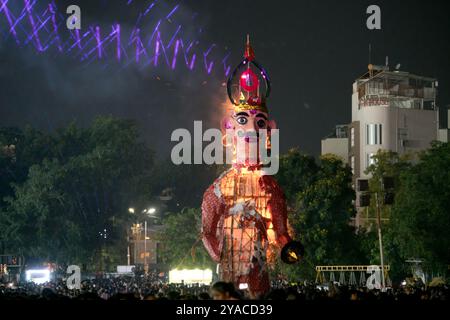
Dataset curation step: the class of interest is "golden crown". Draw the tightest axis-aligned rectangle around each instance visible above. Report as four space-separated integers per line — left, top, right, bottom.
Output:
226 35 271 114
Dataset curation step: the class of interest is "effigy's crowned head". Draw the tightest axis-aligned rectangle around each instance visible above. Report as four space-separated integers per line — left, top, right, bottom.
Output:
223 36 276 167
226 35 271 115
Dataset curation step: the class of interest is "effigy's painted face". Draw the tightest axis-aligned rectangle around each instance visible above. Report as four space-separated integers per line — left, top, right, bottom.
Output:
222 109 276 166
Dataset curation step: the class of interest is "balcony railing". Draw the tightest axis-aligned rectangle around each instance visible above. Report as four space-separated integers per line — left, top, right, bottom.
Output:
358 83 436 100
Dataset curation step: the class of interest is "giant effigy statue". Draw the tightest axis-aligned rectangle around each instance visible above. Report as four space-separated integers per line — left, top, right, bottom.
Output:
201 36 303 298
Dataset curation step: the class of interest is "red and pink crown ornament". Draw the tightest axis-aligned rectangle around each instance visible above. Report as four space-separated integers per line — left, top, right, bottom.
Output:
227 35 271 113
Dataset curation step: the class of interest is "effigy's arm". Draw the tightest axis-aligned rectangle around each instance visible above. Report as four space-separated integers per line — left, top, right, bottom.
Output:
260 175 292 248
201 184 225 262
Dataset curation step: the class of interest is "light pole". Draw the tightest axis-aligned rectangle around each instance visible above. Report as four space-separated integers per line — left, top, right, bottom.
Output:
374 192 386 290
143 207 156 275
135 225 138 265
357 176 394 290
128 207 134 266
129 206 156 273
127 235 131 266
131 223 142 265
144 220 147 274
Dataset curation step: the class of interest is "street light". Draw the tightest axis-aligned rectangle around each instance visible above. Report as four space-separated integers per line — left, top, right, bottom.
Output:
129 206 157 273
127 207 135 265
143 208 156 275
144 221 148 274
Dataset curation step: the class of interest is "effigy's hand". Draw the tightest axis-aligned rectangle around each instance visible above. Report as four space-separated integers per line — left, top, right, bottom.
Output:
280 241 304 264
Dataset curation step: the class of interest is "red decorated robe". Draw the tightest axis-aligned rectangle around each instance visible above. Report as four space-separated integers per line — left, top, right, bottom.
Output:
201 167 291 297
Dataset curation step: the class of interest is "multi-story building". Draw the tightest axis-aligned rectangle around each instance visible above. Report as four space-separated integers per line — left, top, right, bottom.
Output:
321 63 443 227
349 64 438 183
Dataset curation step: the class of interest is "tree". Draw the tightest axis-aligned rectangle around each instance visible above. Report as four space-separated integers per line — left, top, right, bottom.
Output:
0 116 157 268
386 142 450 276
364 150 412 227
1 159 80 262
360 150 411 275
360 145 450 281
0 126 56 211
275 150 362 280
158 207 213 269
276 148 318 205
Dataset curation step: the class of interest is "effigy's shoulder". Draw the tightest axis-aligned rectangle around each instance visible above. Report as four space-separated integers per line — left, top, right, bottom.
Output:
203 169 234 200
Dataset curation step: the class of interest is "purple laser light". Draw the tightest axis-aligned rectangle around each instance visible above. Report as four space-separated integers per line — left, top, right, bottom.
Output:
24 0 43 51
1 0 18 41
0 1 232 79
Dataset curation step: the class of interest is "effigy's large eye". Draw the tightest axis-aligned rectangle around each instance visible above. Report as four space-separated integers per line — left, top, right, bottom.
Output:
256 119 266 128
236 116 248 125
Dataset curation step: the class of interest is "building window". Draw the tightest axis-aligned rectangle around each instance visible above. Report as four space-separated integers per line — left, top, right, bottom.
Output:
335 125 348 138
366 124 382 145
366 153 376 168
350 128 355 147
351 156 355 174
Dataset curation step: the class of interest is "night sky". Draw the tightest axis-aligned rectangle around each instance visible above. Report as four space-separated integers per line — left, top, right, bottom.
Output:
1 0 449 158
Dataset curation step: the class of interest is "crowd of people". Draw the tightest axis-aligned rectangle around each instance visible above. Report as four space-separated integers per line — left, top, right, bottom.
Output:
0 273 448 301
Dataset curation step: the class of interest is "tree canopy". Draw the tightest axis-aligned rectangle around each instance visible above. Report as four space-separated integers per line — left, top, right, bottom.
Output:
385 142 450 276
157 207 213 269
0 117 156 268
275 149 363 279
